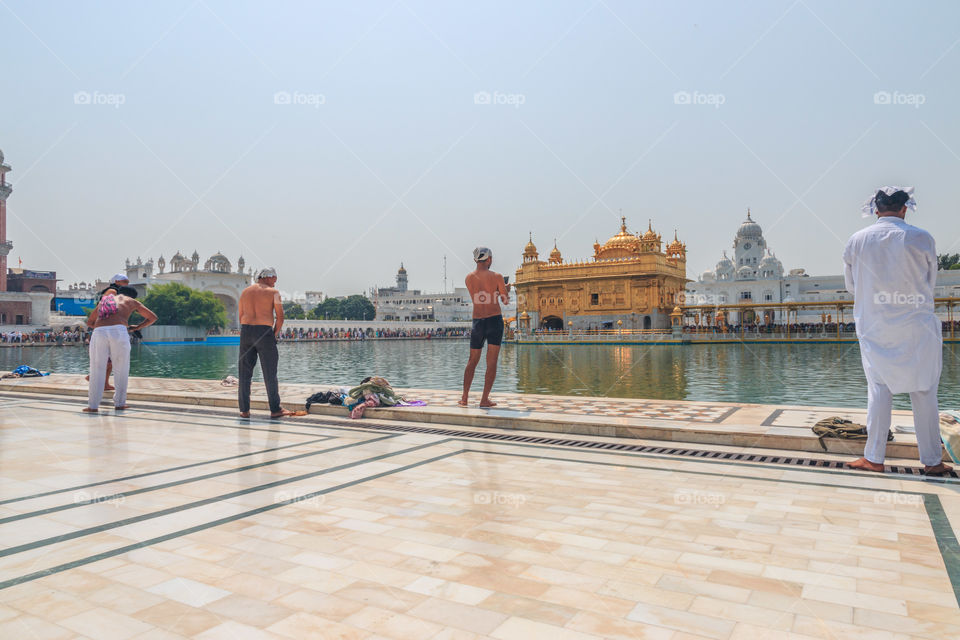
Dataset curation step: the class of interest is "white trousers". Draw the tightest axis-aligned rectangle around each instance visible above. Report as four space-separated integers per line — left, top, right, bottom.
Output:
865 381 942 466
88 325 131 410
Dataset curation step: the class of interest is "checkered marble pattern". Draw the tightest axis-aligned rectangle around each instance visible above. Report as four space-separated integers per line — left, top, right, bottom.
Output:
0 398 958 638
398 389 738 423
766 409 870 428
1 374 740 423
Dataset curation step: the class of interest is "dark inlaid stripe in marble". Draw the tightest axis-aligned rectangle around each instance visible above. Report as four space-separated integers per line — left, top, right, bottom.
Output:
0 435 437 558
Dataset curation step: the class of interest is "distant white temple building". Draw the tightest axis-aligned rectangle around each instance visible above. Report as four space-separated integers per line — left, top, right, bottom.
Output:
373 264 514 323
687 210 960 324
121 251 252 328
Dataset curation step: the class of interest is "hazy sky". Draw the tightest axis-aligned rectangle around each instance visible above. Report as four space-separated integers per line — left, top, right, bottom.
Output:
3 0 959 298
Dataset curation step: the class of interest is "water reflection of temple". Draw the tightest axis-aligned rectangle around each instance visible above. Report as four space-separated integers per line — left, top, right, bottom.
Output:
514 344 687 399
515 217 688 332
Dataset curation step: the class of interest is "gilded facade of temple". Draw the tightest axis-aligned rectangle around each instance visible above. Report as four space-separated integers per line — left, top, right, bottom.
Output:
515 218 688 330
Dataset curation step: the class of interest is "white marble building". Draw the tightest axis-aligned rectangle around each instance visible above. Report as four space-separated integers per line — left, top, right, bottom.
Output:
687 210 960 323
374 264 516 323
122 251 252 328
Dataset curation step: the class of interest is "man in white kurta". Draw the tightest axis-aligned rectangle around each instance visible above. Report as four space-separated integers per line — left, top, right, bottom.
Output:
842 192 950 474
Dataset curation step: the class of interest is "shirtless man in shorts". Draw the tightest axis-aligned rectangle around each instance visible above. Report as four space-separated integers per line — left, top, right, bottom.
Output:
237 267 292 418
460 247 511 408
84 285 157 412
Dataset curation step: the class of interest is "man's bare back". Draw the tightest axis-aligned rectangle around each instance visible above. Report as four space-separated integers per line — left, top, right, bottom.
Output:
465 269 508 319
88 295 155 329
239 284 282 328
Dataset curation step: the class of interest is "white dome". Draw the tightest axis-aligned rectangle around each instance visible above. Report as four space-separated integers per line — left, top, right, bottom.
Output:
736 210 763 238
700 270 716 283
758 252 783 279
716 256 734 273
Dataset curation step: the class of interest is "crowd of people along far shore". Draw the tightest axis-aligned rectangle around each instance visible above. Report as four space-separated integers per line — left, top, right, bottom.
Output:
275 326 469 341
1 326 469 346
1 329 87 344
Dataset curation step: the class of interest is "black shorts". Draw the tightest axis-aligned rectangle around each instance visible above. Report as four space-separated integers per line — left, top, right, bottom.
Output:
470 315 504 349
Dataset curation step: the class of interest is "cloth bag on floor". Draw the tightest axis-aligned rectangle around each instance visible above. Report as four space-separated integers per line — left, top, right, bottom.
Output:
939 411 960 464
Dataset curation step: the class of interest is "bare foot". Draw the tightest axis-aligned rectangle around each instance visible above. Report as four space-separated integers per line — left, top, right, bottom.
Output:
114 405 129 410
846 457 885 473
82 407 98 413
85 375 114 391
239 411 250 418
270 409 295 419
457 398 469 407
479 400 497 408
922 462 954 476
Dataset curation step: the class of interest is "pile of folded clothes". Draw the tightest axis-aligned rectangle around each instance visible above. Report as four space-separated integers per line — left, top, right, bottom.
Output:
305 388 347 410
303 377 427 419
1 365 49 379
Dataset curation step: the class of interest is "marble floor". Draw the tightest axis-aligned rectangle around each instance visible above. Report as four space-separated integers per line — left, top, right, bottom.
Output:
1 395 959 639
0 374 929 458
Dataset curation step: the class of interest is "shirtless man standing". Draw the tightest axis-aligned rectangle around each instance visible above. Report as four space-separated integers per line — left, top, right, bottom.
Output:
85 273 131 392
460 247 511 408
84 285 157 412
238 267 292 418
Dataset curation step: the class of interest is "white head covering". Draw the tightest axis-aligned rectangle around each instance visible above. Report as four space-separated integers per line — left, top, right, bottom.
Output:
257 267 277 280
109 273 129 284
473 247 492 262
861 186 916 218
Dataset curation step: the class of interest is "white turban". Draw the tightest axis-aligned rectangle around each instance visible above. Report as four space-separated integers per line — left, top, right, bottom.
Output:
861 186 916 218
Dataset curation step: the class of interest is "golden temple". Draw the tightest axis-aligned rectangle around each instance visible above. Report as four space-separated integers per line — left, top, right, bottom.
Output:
515 218 688 331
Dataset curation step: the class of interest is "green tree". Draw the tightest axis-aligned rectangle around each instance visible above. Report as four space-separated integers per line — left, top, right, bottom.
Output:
310 297 342 319
341 295 376 320
307 295 374 320
282 301 306 319
938 253 960 271
141 282 227 329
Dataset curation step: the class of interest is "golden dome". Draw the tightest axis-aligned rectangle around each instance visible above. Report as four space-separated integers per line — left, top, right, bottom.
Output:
597 217 640 259
548 240 562 263
523 232 538 257
642 220 659 242
666 230 685 254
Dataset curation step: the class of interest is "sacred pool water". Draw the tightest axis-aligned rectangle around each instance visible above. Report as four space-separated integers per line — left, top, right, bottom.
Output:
3 341 959 410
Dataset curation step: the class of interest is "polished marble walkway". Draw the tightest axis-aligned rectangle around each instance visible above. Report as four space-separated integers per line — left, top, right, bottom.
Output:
0 374 928 458
1 396 959 638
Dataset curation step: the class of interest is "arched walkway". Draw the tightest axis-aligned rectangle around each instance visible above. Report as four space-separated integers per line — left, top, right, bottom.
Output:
212 293 240 329
542 316 563 330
